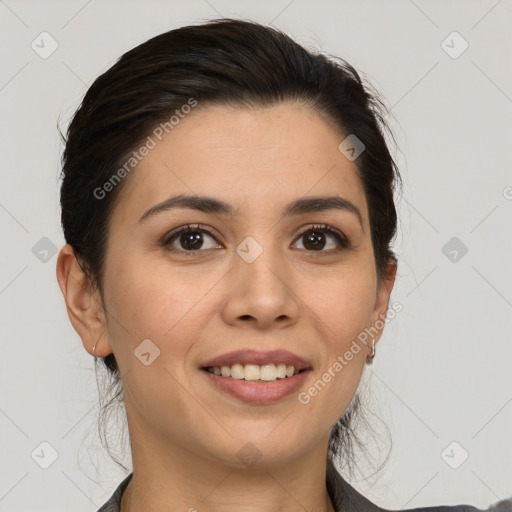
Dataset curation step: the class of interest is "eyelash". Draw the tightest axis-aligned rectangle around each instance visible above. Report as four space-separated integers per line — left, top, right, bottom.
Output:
161 223 351 256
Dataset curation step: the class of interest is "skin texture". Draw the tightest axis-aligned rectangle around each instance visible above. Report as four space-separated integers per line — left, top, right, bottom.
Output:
57 102 396 512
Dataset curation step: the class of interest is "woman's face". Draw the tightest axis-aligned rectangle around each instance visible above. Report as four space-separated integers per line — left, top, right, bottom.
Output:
83 102 395 468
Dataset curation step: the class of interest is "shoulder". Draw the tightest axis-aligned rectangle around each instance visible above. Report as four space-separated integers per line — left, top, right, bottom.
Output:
345 480 512 512
399 501 512 512
345 481 512 512
96 473 133 512
327 460 512 512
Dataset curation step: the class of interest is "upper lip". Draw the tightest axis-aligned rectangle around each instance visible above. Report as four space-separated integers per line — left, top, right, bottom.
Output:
201 349 312 371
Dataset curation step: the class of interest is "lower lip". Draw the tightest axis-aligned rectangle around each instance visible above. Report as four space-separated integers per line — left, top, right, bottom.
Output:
201 369 310 404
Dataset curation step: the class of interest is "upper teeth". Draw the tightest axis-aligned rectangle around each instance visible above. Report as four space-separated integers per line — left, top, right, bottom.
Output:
206 363 299 381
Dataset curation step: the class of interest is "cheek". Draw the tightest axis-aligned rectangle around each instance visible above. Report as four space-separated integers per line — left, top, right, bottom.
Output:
305 263 377 346
101 257 212 426
102 254 209 362
297 273 374 432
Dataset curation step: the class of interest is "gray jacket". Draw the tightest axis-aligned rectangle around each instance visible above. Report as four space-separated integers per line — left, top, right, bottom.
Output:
97 461 512 512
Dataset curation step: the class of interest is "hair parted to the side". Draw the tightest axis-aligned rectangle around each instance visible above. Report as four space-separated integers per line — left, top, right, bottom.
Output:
59 17 400 480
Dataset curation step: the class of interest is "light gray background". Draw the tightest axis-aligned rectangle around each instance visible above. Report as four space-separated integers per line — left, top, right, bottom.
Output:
1 0 511 510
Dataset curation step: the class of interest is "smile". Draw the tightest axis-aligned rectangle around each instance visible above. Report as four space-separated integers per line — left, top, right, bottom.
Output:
204 363 302 381
201 366 310 404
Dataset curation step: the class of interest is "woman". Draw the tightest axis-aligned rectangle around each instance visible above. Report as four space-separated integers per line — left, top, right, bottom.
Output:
56 18 510 512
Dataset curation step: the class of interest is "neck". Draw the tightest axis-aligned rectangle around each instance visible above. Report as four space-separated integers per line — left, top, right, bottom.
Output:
120 430 336 512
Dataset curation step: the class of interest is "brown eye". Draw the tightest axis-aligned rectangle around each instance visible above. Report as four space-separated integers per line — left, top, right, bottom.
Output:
301 230 328 250
162 224 222 254
177 230 204 251
293 224 349 252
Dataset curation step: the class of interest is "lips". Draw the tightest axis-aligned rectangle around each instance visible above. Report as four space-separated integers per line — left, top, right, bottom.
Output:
201 368 310 404
200 349 312 371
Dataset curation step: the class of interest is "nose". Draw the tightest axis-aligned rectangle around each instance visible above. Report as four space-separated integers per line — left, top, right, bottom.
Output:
221 240 300 330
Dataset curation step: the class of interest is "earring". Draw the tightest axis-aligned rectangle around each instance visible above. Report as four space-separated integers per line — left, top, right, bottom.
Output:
366 339 375 365
92 344 97 357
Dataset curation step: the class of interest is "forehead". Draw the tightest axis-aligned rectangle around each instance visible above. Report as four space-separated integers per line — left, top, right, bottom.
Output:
112 102 368 225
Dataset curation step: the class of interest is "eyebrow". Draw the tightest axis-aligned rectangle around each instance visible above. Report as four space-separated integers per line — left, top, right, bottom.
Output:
139 193 364 229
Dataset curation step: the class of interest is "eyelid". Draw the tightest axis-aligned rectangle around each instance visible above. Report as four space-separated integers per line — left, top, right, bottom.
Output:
161 223 218 244
294 223 351 250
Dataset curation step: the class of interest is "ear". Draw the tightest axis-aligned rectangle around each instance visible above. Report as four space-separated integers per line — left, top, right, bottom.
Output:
56 244 113 357
371 258 398 346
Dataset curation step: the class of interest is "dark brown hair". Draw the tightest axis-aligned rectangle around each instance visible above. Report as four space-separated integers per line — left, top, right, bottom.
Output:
59 17 400 478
